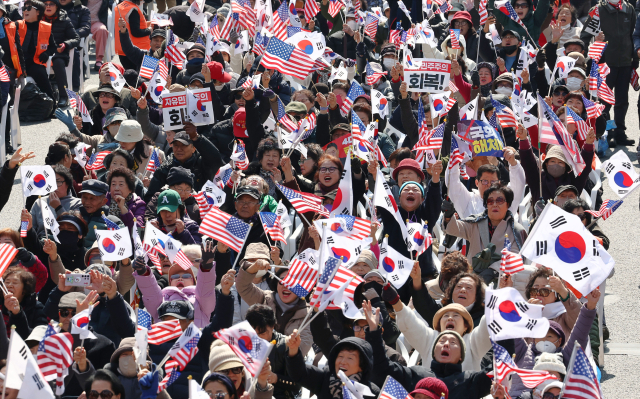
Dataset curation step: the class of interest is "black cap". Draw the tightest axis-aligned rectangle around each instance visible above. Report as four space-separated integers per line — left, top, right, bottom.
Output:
157 300 194 320
189 73 206 86
554 185 578 198
235 185 261 200
150 29 167 39
186 43 206 58
501 29 521 42
552 84 569 95
330 123 351 137
79 179 109 196
173 132 193 146
563 38 585 50
167 166 194 187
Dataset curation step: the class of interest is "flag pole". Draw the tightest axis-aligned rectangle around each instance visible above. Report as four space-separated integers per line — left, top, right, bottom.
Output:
2 327 15 399
298 222 327 329
231 223 254 270
40 196 49 240
535 90 543 204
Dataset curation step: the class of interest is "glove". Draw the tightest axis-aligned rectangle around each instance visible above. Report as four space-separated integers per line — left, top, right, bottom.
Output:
229 29 239 45
471 70 480 88
350 157 362 173
363 281 383 298
201 241 215 271
38 52 50 64
264 89 276 99
381 282 400 305
535 50 546 68
441 198 456 219
132 256 149 275
16 248 36 267
139 364 160 399
55 109 76 131
243 52 255 69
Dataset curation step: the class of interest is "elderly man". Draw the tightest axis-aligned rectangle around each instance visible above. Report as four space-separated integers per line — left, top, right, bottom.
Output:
78 179 109 249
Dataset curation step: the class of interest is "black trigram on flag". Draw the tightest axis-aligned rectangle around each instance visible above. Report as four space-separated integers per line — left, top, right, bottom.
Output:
622 162 632 169
593 240 599 256
536 240 548 256
486 295 497 310
573 267 590 281
549 216 567 228
605 163 614 174
118 247 126 256
526 319 537 331
516 302 529 313
25 170 33 179
488 320 502 334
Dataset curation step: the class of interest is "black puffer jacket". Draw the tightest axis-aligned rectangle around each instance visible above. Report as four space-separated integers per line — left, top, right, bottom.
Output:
62 1 91 38
205 119 235 163
286 337 380 399
1 293 48 340
44 9 80 61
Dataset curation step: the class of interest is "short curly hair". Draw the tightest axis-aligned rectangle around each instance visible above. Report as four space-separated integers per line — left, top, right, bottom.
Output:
524 267 559 301
4 266 36 299
440 252 471 284
107 167 136 193
441 272 485 314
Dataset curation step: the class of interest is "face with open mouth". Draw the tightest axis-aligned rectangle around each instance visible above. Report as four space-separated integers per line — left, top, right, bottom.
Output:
399 184 423 211
277 270 299 304
334 349 362 377
439 310 466 335
434 334 462 364
260 149 281 172
170 271 194 288
452 276 476 308
318 160 340 187
557 7 572 27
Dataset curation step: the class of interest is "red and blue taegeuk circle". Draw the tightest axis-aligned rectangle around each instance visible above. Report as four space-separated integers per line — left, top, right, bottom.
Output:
331 247 350 262
238 335 253 353
614 171 634 188
102 238 116 253
76 316 90 328
297 40 314 55
379 98 388 111
330 222 344 233
554 231 586 264
109 71 117 81
154 86 164 96
382 257 395 273
498 300 522 322
33 174 46 188
557 61 566 73
433 99 444 112
197 99 206 112
357 141 370 152
405 55 412 66
413 232 424 246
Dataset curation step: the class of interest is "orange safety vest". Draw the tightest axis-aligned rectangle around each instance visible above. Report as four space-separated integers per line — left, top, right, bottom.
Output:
17 20 52 67
4 22 22 76
115 1 150 56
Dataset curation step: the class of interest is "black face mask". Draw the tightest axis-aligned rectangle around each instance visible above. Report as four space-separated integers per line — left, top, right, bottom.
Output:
57 230 80 253
502 45 518 55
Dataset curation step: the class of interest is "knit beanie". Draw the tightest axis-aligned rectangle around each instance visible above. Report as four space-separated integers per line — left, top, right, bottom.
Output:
208 340 244 372
533 352 566 376
410 377 449 399
432 330 466 364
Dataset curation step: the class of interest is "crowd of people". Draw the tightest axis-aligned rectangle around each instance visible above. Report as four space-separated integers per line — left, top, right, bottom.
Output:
0 0 629 397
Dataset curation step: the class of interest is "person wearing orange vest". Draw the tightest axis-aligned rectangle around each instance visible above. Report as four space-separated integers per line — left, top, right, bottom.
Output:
42 0 79 108
19 1 58 105
115 0 150 71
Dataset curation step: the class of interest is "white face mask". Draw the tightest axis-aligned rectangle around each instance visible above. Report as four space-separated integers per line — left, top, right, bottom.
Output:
566 77 583 91
118 355 138 378
383 58 396 70
347 20 358 31
535 340 557 353
495 87 512 96
214 84 225 91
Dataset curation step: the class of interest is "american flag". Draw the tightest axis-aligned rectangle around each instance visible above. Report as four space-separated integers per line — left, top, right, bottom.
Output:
352 110 367 138
389 27 401 49
495 0 526 29
165 30 186 66
500 236 524 275
281 255 319 297
277 183 324 214
85 150 110 171
0 66 9 82
219 12 241 41
598 63 610 77
259 212 286 242
491 98 518 128
66 88 90 119
172 336 200 369
230 0 244 14
562 344 603 399
157 60 169 80
270 2 289 41
287 26 302 37
253 32 268 57
478 0 488 24
339 80 366 116
65 88 77 108
305 0 320 21
146 148 161 173
588 42 607 63
139 55 160 80
37 331 73 394
308 256 341 307
421 122 445 151
137 307 153 329
199 207 251 252
328 0 344 17
209 15 221 40
295 112 317 141
582 95 605 119
365 12 379 38
490 341 557 388
585 199 623 221
167 233 194 271
20 220 28 238
379 376 412 399
332 215 372 240
310 265 363 309
417 97 429 142
230 140 249 170
436 0 452 14
194 191 215 219
157 367 181 393
588 61 601 91
448 80 459 93
597 81 616 105
261 36 313 80
143 320 183 344
0 243 18 275
238 0 257 36
365 62 386 86
448 134 472 171
631 69 640 91
589 62 615 104
277 96 299 133
565 107 589 142
213 163 234 189
101 213 119 230
450 29 461 49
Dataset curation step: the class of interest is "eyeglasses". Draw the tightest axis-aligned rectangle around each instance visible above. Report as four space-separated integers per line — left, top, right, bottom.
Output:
319 166 339 173
452 21 468 28
207 393 228 399
553 91 569 97
528 287 552 297
56 180 65 185
171 273 193 280
22 5 33 11
99 92 115 98
236 200 259 207
479 179 499 186
542 393 560 399
218 366 244 375
514 2 529 8
353 325 369 332
88 390 114 399
298 158 308 165
59 309 77 317
172 187 191 194
486 197 506 206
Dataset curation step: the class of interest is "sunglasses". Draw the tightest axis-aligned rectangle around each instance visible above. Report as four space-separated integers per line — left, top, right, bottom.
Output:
59 308 76 317
553 91 569 97
486 197 506 206
542 393 559 399
88 390 114 399
99 92 115 98
352 325 369 332
514 2 529 8
529 287 552 297
218 366 244 375
575 213 587 220
234 93 244 100
22 5 33 11
171 273 193 280
208 393 228 399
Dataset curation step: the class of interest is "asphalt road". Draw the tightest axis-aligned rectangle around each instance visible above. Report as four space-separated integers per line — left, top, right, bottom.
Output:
1 56 639 395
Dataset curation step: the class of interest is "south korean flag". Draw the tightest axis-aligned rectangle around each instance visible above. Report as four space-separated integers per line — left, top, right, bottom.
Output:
601 150 640 199
520 204 615 296
95 227 133 261
21 165 57 197
485 287 549 340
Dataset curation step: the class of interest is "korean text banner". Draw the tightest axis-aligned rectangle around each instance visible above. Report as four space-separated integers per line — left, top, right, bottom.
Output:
163 88 214 130
403 58 451 93
457 120 505 157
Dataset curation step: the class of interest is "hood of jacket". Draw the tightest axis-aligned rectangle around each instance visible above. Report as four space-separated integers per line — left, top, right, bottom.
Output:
440 34 468 60
327 337 374 381
511 0 534 20
161 285 197 303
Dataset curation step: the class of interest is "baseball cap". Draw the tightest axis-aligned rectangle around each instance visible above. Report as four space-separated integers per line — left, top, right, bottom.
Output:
157 189 182 213
233 108 247 138
235 185 261 200
158 300 194 320
554 185 578 198
79 179 109 196
207 61 232 83
173 132 193 146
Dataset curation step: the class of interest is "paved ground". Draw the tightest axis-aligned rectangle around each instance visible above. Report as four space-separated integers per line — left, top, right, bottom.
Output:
1 54 640 395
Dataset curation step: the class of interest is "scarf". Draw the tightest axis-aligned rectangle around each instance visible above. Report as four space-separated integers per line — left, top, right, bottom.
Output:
313 181 340 198
259 168 277 197
274 292 298 315
328 372 363 399
0 18 5 40
109 193 133 217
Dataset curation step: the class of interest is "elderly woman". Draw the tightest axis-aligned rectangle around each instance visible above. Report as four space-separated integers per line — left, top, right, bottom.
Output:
444 183 527 274
0 228 49 293
106 167 146 229
1 266 48 339
101 149 145 197
244 138 283 198
543 4 582 47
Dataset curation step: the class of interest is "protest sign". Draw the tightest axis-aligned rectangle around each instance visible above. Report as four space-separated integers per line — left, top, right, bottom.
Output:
404 58 451 93
163 88 214 130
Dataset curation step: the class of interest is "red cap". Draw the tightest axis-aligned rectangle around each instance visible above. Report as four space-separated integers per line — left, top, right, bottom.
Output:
207 61 232 83
392 158 425 183
233 108 247 138
410 377 449 399
451 11 472 25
